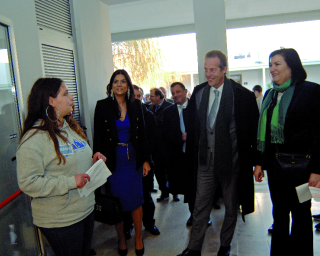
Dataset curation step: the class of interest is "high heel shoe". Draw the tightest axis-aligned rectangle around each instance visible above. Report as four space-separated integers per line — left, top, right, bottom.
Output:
135 240 144 256
118 240 127 256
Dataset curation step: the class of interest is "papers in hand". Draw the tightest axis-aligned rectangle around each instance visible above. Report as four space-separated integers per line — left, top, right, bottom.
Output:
295 183 312 203
78 159 112 197
295 183 320 203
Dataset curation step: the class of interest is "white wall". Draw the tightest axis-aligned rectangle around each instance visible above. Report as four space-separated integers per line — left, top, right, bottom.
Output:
305 64 320 84
229 69 263 91
72 0 114 144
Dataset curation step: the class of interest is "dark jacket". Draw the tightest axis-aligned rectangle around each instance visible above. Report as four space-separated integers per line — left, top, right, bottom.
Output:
93 97 150 173
186 78 260 218
261 80 320 179
148 99 173 133
162 102 191 196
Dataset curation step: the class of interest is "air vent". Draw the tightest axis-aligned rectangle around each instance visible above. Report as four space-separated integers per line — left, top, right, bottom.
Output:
35 0 72 36
42 44 80 122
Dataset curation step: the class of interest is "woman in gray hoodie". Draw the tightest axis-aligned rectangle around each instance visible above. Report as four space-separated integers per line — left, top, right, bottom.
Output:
17 78 106 256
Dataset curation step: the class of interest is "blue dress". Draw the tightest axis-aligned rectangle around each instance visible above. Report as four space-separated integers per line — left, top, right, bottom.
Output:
107 114 144 212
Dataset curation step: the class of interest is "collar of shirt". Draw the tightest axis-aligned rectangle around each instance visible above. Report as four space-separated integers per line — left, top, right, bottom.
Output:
177 99 189 115
156 98 165 109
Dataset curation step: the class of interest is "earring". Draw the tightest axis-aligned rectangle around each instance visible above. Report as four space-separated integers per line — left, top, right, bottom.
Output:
127 89 130 99
46 106 59 122
111 89 114 100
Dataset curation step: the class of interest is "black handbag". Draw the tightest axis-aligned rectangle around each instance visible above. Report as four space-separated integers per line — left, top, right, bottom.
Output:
94 187 122 225
274 145 311 180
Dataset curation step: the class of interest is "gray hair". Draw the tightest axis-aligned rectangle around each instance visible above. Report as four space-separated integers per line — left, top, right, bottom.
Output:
204 50 228 70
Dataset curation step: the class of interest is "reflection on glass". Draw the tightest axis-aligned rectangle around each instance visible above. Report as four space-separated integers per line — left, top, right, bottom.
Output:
0 23 40 256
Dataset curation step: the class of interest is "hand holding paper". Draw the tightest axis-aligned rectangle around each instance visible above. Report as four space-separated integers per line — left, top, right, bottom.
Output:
77 159 112 197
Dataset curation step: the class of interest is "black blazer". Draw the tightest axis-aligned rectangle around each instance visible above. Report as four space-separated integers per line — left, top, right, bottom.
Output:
162 102 191 195
261 80 320 176
148 99 173 133
93 97 150 173
186 78 259 217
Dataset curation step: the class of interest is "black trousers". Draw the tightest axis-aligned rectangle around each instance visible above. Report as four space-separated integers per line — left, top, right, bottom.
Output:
154 160 169 195
123 177 156 231
268 176 313 256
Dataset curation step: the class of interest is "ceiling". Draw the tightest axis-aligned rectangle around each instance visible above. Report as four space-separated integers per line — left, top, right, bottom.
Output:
102 0 320 34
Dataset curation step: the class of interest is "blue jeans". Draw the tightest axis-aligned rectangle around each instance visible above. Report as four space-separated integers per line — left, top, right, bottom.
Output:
39 212 94 256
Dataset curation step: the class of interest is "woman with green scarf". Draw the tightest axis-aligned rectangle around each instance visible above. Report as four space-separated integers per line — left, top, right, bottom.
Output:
254 48 320 256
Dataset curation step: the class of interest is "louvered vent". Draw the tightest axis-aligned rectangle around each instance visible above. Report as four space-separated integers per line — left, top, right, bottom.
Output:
42 44 80 122
35 0 72 36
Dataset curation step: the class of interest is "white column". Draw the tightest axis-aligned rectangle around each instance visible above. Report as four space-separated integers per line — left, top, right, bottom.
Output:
193 0 228 84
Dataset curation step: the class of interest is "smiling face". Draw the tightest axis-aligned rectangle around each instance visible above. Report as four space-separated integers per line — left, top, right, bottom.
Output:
49 82 74 120
204 57 227 88
171 84 187 106
269 54 292 85
112 74 128 97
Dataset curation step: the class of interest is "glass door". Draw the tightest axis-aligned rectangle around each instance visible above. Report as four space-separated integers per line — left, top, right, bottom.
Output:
0 23 40 255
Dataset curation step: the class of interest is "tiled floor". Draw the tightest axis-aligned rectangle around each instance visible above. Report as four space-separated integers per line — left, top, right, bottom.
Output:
91 177 320 256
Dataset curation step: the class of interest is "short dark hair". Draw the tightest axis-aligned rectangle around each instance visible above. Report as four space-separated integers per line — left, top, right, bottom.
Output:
133 85 140 91
151 88 164 99
205 50 228 70
252 85 262 93
170 82 186 90
269 48 307 84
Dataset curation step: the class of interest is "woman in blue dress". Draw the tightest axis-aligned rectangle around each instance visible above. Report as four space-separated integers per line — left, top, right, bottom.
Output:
93 70 151 256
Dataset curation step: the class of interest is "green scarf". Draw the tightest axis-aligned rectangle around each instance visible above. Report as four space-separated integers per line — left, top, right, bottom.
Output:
257 79 295 152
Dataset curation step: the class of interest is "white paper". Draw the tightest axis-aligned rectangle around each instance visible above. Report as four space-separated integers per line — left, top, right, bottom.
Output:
78 159 112 197
295 183 312 203
309 186 320 202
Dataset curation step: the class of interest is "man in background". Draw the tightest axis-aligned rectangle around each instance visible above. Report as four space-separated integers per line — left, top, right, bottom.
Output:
252 85 263 112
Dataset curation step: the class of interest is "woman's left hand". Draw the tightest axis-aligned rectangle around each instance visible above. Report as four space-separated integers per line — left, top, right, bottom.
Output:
142 162 151 177
93 152 107 164
309 173 320 187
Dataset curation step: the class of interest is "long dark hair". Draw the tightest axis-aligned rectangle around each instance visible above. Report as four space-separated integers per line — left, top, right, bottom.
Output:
106 69 135 118
20 78 88 164
269 48 307 84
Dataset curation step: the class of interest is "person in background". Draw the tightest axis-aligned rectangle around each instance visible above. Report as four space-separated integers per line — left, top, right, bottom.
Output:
148 88 174 201
144 93 151 105
252 85 263 112
160 86 174 103
93 70 151 256
17 78 106 256
254 48 320 256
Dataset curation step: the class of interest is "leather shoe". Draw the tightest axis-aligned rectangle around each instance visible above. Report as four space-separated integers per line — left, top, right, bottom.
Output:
145 225 160 235
186 216 193 226
151 188 158 193
268 224 273 234
173 194 180 202
135 240 144 256
156 193 169 202
217 245 231 256
177 248 201 256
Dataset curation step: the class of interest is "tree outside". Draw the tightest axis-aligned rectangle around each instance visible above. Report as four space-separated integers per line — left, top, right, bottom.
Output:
112 38 182 95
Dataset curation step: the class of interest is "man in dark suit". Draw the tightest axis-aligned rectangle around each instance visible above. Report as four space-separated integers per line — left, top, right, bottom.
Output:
177 50 259 256
148 88 173 201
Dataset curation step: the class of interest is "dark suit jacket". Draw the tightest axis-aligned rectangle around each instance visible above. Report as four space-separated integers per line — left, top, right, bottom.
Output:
93 97 150 173
186 78 259 218
162 102 191 196
261 80 320 178
148 99 173 133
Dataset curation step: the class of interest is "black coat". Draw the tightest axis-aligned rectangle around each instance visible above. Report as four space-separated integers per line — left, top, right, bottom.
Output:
261 80 320 178
148 99 173 133
93 97 150 173
162 102 191 196
186 78 260 218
